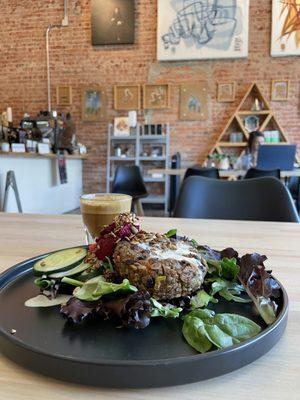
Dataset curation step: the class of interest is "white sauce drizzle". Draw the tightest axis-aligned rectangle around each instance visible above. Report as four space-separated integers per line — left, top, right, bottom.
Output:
138 241 201 268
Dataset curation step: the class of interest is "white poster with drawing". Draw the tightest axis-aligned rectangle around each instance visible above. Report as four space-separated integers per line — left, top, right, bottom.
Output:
157 0 249 61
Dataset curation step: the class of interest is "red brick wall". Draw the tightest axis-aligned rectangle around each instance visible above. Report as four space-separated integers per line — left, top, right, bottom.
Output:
1 0 300 193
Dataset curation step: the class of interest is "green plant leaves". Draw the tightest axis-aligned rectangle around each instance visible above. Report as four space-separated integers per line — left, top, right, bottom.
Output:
151 298 182 318
190 289 218 309
165 229 177 238
73 276 137 301
182 309 261 353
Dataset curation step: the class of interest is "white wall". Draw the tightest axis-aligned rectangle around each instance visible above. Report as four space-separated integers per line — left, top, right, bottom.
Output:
0 156 83 214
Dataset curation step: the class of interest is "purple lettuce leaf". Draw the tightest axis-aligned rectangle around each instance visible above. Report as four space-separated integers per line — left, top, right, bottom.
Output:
238 253 281 325
60 290 151 329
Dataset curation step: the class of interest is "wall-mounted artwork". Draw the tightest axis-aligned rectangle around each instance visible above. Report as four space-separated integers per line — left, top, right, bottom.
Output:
157 0 249 61
217 82 236 102
143 84 170 109
57 86 72 106
271 80 290 101
271 0 300 57
114 85 141 110
179 82 208 121
82 88 106 122
91 0 135 45
114 117 130 136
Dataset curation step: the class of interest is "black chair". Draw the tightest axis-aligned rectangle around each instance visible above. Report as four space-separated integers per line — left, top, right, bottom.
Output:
112 166 148 216
244 168 281 180
184 166 220 180
287 176 300 212
174 176 299 222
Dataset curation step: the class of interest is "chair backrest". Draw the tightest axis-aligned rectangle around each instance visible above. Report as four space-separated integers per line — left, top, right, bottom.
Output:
174 176 299 222
112 166 148 198
288 176 300 199
244 168 281 180
184 166 220 180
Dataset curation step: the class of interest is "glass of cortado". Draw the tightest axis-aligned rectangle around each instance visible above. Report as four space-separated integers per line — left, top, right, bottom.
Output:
80 193 132 243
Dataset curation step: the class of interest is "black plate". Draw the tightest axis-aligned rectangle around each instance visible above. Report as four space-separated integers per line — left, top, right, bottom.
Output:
0 249 288 388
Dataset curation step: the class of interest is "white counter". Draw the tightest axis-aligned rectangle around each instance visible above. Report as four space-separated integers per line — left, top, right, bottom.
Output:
0 152 86 214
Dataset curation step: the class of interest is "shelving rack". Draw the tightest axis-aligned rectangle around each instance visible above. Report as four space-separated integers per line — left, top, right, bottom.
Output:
106 123 170 214
207 82 295 159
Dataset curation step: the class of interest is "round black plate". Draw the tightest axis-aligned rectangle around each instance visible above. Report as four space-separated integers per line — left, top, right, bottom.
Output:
0 249 288 388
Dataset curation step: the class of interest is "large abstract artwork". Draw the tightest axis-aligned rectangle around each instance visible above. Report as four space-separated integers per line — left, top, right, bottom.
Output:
271 0 300 57
91 0 135 45
157 0 249 61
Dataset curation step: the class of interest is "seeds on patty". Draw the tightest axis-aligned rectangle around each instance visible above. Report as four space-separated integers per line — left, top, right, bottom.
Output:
113 232 207 300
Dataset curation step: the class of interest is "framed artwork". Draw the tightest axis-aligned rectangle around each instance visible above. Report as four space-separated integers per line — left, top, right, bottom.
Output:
217 82 236 102
271 0 300 57
157 0 250 61
179 82 208 121
82 88 106 122
114 117 130 136
56 86 72 106
143 84 170 109
91 0 135 45
114 85 141 110
271 80 290 101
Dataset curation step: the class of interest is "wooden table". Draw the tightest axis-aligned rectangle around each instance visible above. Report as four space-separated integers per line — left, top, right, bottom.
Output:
0 213 299 400
149 168 300 180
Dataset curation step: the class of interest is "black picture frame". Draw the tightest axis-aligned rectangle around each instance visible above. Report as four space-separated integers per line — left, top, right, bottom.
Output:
91 0 135 45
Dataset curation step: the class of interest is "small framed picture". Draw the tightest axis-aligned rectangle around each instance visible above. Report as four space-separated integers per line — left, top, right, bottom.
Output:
271 80 290 101
179 82 208 121
217 82 236 103
82 88 106 122
114 85 141 110
143 84 170 109
114 117 130 137
57 86 72 106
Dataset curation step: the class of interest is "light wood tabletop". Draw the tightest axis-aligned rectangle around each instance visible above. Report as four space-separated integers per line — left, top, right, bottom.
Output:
0 213 299 400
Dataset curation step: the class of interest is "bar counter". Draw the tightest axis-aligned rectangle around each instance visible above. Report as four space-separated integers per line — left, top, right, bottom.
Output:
0 152 87 214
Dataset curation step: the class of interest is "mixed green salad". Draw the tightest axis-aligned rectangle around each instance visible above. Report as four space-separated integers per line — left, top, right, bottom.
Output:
25 214 281 354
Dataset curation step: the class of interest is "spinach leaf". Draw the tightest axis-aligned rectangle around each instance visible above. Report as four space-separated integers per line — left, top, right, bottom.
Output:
151 298 182 318
182 309 261 353
182 317 213 353
74 276 137 301
183 308 215 321
190 289 218 309
213 314 262 341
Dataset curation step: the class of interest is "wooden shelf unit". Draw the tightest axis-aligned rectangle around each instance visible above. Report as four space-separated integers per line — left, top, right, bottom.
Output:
207 82 294 160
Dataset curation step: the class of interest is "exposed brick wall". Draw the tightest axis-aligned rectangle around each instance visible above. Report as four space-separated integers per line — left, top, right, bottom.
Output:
1 0 300 193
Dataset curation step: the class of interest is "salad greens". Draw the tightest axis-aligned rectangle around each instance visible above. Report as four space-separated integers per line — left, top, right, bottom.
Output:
238 253 281 324
72 276 137 302
182 309 261 353
165 229 178 238
190 289 218 309
27 217 281 354
150 298 182 318
25 294 72 308
209 278 252 304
